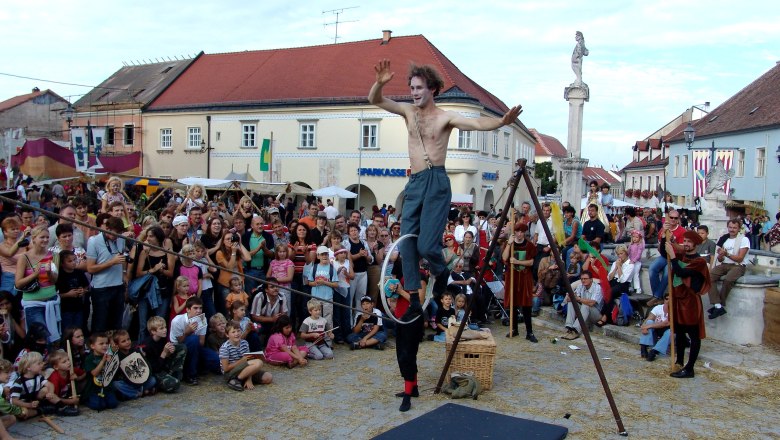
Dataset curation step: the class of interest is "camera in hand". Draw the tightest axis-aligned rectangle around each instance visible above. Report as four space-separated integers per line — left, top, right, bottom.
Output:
18 238 30 247
231 234 240 243
123 250 134 264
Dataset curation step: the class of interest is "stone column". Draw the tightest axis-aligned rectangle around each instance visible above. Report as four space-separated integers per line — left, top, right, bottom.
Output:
561 84 590 206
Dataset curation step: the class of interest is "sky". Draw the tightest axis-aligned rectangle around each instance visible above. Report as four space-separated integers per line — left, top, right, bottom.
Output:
2 0 779 170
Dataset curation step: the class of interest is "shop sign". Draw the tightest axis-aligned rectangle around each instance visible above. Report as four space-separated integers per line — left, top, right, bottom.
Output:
357 168 410 177
482 171 499 181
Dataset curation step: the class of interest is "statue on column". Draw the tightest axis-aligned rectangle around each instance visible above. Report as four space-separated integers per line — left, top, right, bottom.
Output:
571 31 589 86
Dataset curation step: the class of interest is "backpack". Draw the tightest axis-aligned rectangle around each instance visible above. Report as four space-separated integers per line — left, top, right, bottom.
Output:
611 292 633 326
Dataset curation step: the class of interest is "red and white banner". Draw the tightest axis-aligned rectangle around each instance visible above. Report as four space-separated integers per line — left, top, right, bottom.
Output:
716 150 734 195
692 150 710 197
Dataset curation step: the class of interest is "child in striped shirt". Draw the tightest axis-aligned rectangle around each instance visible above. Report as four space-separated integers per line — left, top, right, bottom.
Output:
218 322 272 391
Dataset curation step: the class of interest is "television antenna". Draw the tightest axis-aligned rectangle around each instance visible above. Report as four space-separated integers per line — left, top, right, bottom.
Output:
323 6 359 44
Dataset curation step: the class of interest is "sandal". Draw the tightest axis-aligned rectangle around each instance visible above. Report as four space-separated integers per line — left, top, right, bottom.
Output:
595 320 607 327
227 378 244 392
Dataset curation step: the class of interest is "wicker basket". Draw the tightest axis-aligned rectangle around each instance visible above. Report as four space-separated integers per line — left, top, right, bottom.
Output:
445 333 496 390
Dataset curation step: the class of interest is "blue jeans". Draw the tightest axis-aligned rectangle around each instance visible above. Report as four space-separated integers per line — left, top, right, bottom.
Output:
244 267 264 296
332 287 352 342
114 376 157 400
400 166 451 290
648 257 668 299
91 285 126 333
639 319 671 354
137 297 168 342
61 310 83 335
86 388 119 411
347 330 387 344
182 334 220 379
0 272 15 293
201 287 216 321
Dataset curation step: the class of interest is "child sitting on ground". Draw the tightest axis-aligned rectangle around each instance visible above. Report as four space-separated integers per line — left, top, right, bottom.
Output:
60 327 86 378
170 276 191 322
229 300 262 352
81 333 119 411
219 322 272 391
432 291 456 342
0 359 24 437
111 330 157 400
139 317 186 393
205 313 229 352
225 276 249 311
10 351 59 414
454 292 486 332
264 315 308 368
44 350 81 416
347 296 387 350
299 299 334 360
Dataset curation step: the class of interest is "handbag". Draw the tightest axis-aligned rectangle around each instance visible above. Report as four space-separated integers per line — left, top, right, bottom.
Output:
18 255 40 293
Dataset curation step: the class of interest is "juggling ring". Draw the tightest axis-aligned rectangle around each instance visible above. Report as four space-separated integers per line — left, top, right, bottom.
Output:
379 233 433 325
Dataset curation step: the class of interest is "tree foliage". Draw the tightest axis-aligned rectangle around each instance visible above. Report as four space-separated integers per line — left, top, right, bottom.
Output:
534 161 558 195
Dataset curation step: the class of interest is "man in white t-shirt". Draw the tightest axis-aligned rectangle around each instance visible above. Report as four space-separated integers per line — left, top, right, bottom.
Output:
169 297 220 385
323 199 339 220
707 219 750 319
640 295 670 361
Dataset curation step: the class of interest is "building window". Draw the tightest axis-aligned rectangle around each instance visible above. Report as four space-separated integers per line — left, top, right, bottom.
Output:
681 155 688 178
639 176 643 190
160 128 172 149
361 123 378 149
188 127 202 149
106 126 115 146
458 130 472 149
736 150 745 177
123 125 134 146
299 123 316 149
504 133 510 158
631 177 636 190
242 124 257 148
482 132 489 153
756 147 766 177
492 131 499 155
673 156 679 177
655 176 660 191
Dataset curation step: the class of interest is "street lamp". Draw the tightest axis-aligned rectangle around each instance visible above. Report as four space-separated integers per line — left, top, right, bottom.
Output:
683 122 695 148
683 123 739 168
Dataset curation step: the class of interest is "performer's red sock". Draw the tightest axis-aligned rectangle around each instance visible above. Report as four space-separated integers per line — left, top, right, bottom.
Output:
404 380 415 395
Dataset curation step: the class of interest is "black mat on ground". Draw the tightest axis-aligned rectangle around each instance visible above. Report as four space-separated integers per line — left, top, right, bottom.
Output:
372 403 568 439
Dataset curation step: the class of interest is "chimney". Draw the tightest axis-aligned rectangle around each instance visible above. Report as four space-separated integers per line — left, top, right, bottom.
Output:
381 30 392 45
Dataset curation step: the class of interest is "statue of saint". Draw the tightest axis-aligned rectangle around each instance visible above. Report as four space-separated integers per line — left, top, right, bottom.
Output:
571 31 589 85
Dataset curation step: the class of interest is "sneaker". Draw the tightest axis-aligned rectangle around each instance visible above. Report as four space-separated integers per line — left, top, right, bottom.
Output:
58 405 80 417
646 349 659 362
350 342 360 350
526 333 538 343
562 330 579 340
708 307 727 320
184 377 199 386
375 342 385 350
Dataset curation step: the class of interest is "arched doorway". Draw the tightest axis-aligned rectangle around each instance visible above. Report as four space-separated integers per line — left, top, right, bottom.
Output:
483 190 494 212
345 184 377 213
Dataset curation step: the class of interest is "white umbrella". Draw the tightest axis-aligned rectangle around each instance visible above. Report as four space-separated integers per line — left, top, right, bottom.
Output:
312 185 357 198
581 197 639 209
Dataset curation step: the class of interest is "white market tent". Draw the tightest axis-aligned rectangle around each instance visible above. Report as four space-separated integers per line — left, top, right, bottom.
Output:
312 185 357 198
177 177 311 195
580 197 639 209
451 193 474 206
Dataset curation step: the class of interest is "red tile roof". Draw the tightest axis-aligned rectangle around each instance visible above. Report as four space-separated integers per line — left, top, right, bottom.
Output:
620 155 668 171
583 166 620 185
530 129 567 158
0 89 64 113
147 35 511 116
667 62 780 141
633 140 649 152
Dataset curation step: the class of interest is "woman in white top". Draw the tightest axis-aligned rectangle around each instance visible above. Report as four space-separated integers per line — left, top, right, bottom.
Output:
598 244 634 326
453 212 477 245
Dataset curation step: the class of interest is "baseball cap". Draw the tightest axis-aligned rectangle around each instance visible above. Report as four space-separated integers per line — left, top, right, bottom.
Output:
267 207 279 214
316 245 330 255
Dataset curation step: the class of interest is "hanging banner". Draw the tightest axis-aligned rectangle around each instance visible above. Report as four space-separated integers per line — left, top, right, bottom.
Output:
71 128 89 171
715 150 734 195
90 127 107 171
259 138 271 171
692 150 710 197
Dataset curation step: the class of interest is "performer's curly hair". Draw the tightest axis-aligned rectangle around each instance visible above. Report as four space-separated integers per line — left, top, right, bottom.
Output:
408 63 444 97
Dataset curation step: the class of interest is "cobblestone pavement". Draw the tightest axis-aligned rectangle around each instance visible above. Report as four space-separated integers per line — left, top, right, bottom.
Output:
9 314 780 440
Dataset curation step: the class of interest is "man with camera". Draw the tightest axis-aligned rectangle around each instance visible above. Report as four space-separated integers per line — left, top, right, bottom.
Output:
86 217 128 333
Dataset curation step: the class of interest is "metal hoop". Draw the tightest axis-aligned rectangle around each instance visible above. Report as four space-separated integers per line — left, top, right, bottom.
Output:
378 233 431 324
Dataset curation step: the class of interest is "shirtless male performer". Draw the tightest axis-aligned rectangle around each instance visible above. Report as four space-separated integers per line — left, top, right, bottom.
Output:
369 59 521 412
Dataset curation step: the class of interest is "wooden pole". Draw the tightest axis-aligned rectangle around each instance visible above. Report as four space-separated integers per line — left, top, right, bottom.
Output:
38 415 65 434
665 229 677 372
66 340 79 402
508 209 515 337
